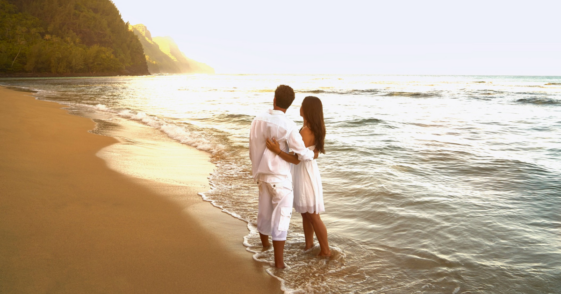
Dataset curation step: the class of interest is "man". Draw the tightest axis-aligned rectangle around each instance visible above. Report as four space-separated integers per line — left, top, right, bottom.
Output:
249 85 315 269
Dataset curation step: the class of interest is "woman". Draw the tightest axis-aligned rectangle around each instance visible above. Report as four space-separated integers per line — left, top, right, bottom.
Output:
266 96 331 257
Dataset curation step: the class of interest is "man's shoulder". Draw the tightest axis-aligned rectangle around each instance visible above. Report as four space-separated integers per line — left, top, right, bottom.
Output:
283 117 297 130
253 110 271 121
253 111 296 130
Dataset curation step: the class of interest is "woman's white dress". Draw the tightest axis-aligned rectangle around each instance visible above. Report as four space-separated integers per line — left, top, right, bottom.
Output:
292 145 325 214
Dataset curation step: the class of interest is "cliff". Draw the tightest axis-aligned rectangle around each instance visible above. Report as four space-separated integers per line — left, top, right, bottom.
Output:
130 24 214 74
129 24 181 74
0 0 149 75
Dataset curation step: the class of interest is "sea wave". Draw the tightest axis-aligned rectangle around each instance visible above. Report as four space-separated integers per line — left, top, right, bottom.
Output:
212 113 254 125
408 122 444 128
1 85 39 93
337 117 384 127
175 87 447 98
383 91 439 98
297 89 380 95
472 89 505 95
514 91 550 96
83 104 226 155
178 87 237 92
516 98 561 105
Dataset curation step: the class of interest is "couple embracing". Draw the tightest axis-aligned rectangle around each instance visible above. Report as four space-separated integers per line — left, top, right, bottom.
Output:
249 85 330 269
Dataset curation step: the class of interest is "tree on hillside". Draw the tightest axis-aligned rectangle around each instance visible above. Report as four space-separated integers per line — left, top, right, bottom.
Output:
0 0 148 75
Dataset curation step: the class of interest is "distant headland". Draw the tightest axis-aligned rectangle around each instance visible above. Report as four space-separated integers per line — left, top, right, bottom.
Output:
130 24 214 74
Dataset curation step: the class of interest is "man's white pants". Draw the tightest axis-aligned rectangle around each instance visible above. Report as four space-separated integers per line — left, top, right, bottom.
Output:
257 180 293 241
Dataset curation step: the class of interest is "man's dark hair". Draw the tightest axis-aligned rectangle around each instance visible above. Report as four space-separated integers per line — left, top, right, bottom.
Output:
274 85 295 109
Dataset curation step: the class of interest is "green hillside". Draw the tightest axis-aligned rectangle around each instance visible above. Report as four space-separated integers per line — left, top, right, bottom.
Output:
0 0 149 75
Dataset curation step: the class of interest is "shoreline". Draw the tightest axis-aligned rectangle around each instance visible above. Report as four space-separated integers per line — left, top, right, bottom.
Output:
0 72 150 78
0 86 281 293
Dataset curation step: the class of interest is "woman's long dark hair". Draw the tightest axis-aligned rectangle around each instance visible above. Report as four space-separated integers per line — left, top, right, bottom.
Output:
302 96 326 154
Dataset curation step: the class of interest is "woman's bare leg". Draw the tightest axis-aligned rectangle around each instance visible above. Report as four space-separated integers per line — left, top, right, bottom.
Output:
301 213 315 250
306 213 331 256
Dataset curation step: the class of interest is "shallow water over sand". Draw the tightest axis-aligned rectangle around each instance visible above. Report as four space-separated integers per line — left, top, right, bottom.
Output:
2 74 560 293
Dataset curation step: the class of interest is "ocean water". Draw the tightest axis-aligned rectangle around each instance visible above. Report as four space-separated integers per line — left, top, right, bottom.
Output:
2 74 560 293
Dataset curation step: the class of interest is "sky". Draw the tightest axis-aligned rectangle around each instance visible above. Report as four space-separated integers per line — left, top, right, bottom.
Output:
113 0 561 75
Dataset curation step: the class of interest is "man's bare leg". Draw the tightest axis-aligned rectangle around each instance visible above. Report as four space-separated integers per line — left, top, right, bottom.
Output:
272 240 286 269
260 233 271 250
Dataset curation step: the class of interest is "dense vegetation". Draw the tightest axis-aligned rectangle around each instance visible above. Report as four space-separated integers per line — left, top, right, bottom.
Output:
0 0 148 75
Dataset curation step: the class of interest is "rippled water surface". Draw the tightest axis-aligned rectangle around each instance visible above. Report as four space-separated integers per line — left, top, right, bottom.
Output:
2 75 561 293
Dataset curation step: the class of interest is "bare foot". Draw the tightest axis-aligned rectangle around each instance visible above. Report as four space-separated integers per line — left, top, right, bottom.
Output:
274 263 286 269
262 243 272 251
303 244 314 251
318 250 332 257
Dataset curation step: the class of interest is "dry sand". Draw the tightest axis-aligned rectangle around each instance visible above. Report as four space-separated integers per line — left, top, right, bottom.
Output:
0 86 280 293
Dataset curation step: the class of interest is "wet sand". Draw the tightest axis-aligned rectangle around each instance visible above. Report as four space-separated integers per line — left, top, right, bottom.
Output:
0 86 280 293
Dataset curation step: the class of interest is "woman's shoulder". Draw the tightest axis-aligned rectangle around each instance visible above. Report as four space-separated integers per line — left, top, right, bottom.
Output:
300 126 316 145
300 126 314 137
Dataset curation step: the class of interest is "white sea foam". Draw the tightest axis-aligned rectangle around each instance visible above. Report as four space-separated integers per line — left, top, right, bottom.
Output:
95 104 108 111
75 103 224 155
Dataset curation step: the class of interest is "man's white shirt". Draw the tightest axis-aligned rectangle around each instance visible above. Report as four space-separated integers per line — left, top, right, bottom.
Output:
249 109 315 183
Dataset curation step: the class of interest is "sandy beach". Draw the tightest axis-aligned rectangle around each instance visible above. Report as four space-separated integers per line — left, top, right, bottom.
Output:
0 86 281 293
